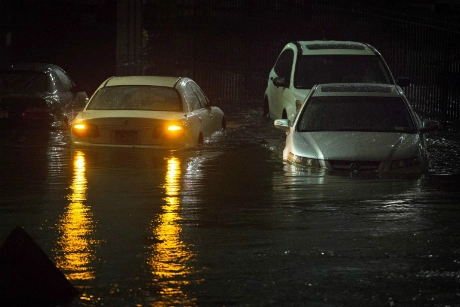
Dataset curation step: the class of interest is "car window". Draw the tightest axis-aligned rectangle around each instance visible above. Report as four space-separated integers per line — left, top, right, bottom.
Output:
189 82 209 108
184 83 202 111
297 96 415 133
274 49 294 78
0 71 49 94
55 69 74 91
86 85 182 111
294 55 392 89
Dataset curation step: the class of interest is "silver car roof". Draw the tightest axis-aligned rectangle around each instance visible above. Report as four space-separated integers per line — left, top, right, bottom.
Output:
296 41 377 55
312 83 404 97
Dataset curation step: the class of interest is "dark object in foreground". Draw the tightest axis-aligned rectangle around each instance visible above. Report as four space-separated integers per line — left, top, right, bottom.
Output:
0 226 78 306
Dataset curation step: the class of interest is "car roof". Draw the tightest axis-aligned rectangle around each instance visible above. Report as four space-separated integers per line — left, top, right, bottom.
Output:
99 76 183 89
292 40 377 56
312 83 404 97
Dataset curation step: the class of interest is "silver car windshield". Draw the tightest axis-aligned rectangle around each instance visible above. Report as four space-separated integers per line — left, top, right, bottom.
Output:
294 55 392 88
87 85 183 111
297 96 415 133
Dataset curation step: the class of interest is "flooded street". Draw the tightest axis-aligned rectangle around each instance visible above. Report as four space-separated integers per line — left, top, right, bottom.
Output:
1 101 460 307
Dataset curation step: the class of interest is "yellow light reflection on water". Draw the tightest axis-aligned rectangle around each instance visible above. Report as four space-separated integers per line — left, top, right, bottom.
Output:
55 151 97 281
148 156 197 306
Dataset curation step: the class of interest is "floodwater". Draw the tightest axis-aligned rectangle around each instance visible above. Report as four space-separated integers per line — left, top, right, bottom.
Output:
1 102 460 307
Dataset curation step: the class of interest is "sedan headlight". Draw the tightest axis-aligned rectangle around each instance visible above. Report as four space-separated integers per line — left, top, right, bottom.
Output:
288 152 321 168
72 123 99 138
391 157 421 169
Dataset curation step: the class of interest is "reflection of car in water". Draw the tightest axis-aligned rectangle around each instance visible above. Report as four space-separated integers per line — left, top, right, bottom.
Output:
274 83 438 175
0 63 88 129
264 40 410 122
71 76 226 149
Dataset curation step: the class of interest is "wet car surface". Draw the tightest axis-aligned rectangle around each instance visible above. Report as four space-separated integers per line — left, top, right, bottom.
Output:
0 63 88 129
1 101 460 306
275 83 439 175
71 76 225 149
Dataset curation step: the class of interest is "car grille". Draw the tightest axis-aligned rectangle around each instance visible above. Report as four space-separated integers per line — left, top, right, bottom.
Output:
329 160 381 172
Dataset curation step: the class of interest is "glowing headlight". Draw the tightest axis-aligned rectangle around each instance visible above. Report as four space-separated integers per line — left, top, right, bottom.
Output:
152 124 184 138
71 123 99 138
73 123 86 130
167 125 182 132
391 157 421 169
288 152 320 168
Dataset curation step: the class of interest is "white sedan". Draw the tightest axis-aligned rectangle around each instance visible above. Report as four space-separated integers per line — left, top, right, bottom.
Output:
71 76 225 149
274 83 438 175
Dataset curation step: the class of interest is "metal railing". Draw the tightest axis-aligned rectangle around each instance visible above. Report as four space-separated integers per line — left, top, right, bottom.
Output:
142 0 460 122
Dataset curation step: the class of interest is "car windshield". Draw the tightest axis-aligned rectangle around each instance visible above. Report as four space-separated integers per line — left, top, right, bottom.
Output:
86 85 183 111
294 55 392 88
0 71 48 94
297 96 415 133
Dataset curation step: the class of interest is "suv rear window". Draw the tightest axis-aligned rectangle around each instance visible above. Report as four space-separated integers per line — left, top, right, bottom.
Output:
294 55 392 88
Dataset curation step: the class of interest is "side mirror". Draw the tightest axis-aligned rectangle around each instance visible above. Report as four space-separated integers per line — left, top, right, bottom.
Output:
397 77 410 87
274 118 290 131
273 76 289 88
419 119 439 133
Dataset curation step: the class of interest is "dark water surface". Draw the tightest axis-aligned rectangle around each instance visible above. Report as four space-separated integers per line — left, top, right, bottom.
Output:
1 102 460 306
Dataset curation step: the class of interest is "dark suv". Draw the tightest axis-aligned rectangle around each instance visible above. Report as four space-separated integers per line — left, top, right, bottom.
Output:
0 63 88 128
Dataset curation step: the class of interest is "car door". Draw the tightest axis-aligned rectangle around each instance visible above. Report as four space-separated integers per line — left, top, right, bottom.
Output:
54 69 88 123
183 81 205 143
189 81 217 135
53 69 75 108
266 48 295 119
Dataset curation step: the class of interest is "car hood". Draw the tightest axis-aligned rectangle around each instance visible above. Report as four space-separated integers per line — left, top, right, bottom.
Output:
292 131 422 161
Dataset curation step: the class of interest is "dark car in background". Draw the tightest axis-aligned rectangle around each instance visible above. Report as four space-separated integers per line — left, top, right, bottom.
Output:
0 63 88 129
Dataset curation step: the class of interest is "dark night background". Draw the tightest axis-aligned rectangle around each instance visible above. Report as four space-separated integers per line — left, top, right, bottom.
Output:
1 0 460 120
2 2 460 306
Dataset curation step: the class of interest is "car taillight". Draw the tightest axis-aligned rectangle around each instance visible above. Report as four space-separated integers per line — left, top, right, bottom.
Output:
152 124 184 138
166 125 184 137
72 123 99 138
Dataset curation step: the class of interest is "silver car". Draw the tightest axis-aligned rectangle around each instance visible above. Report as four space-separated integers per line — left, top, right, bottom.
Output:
274 83 438 175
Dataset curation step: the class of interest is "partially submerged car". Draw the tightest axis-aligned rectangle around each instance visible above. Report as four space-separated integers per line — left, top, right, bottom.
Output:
274 83 438 175
71 76 226 149
264 40 410 122
0 63 88 128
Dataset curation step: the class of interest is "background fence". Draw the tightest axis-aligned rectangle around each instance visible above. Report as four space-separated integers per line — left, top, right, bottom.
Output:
141 0 460 122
